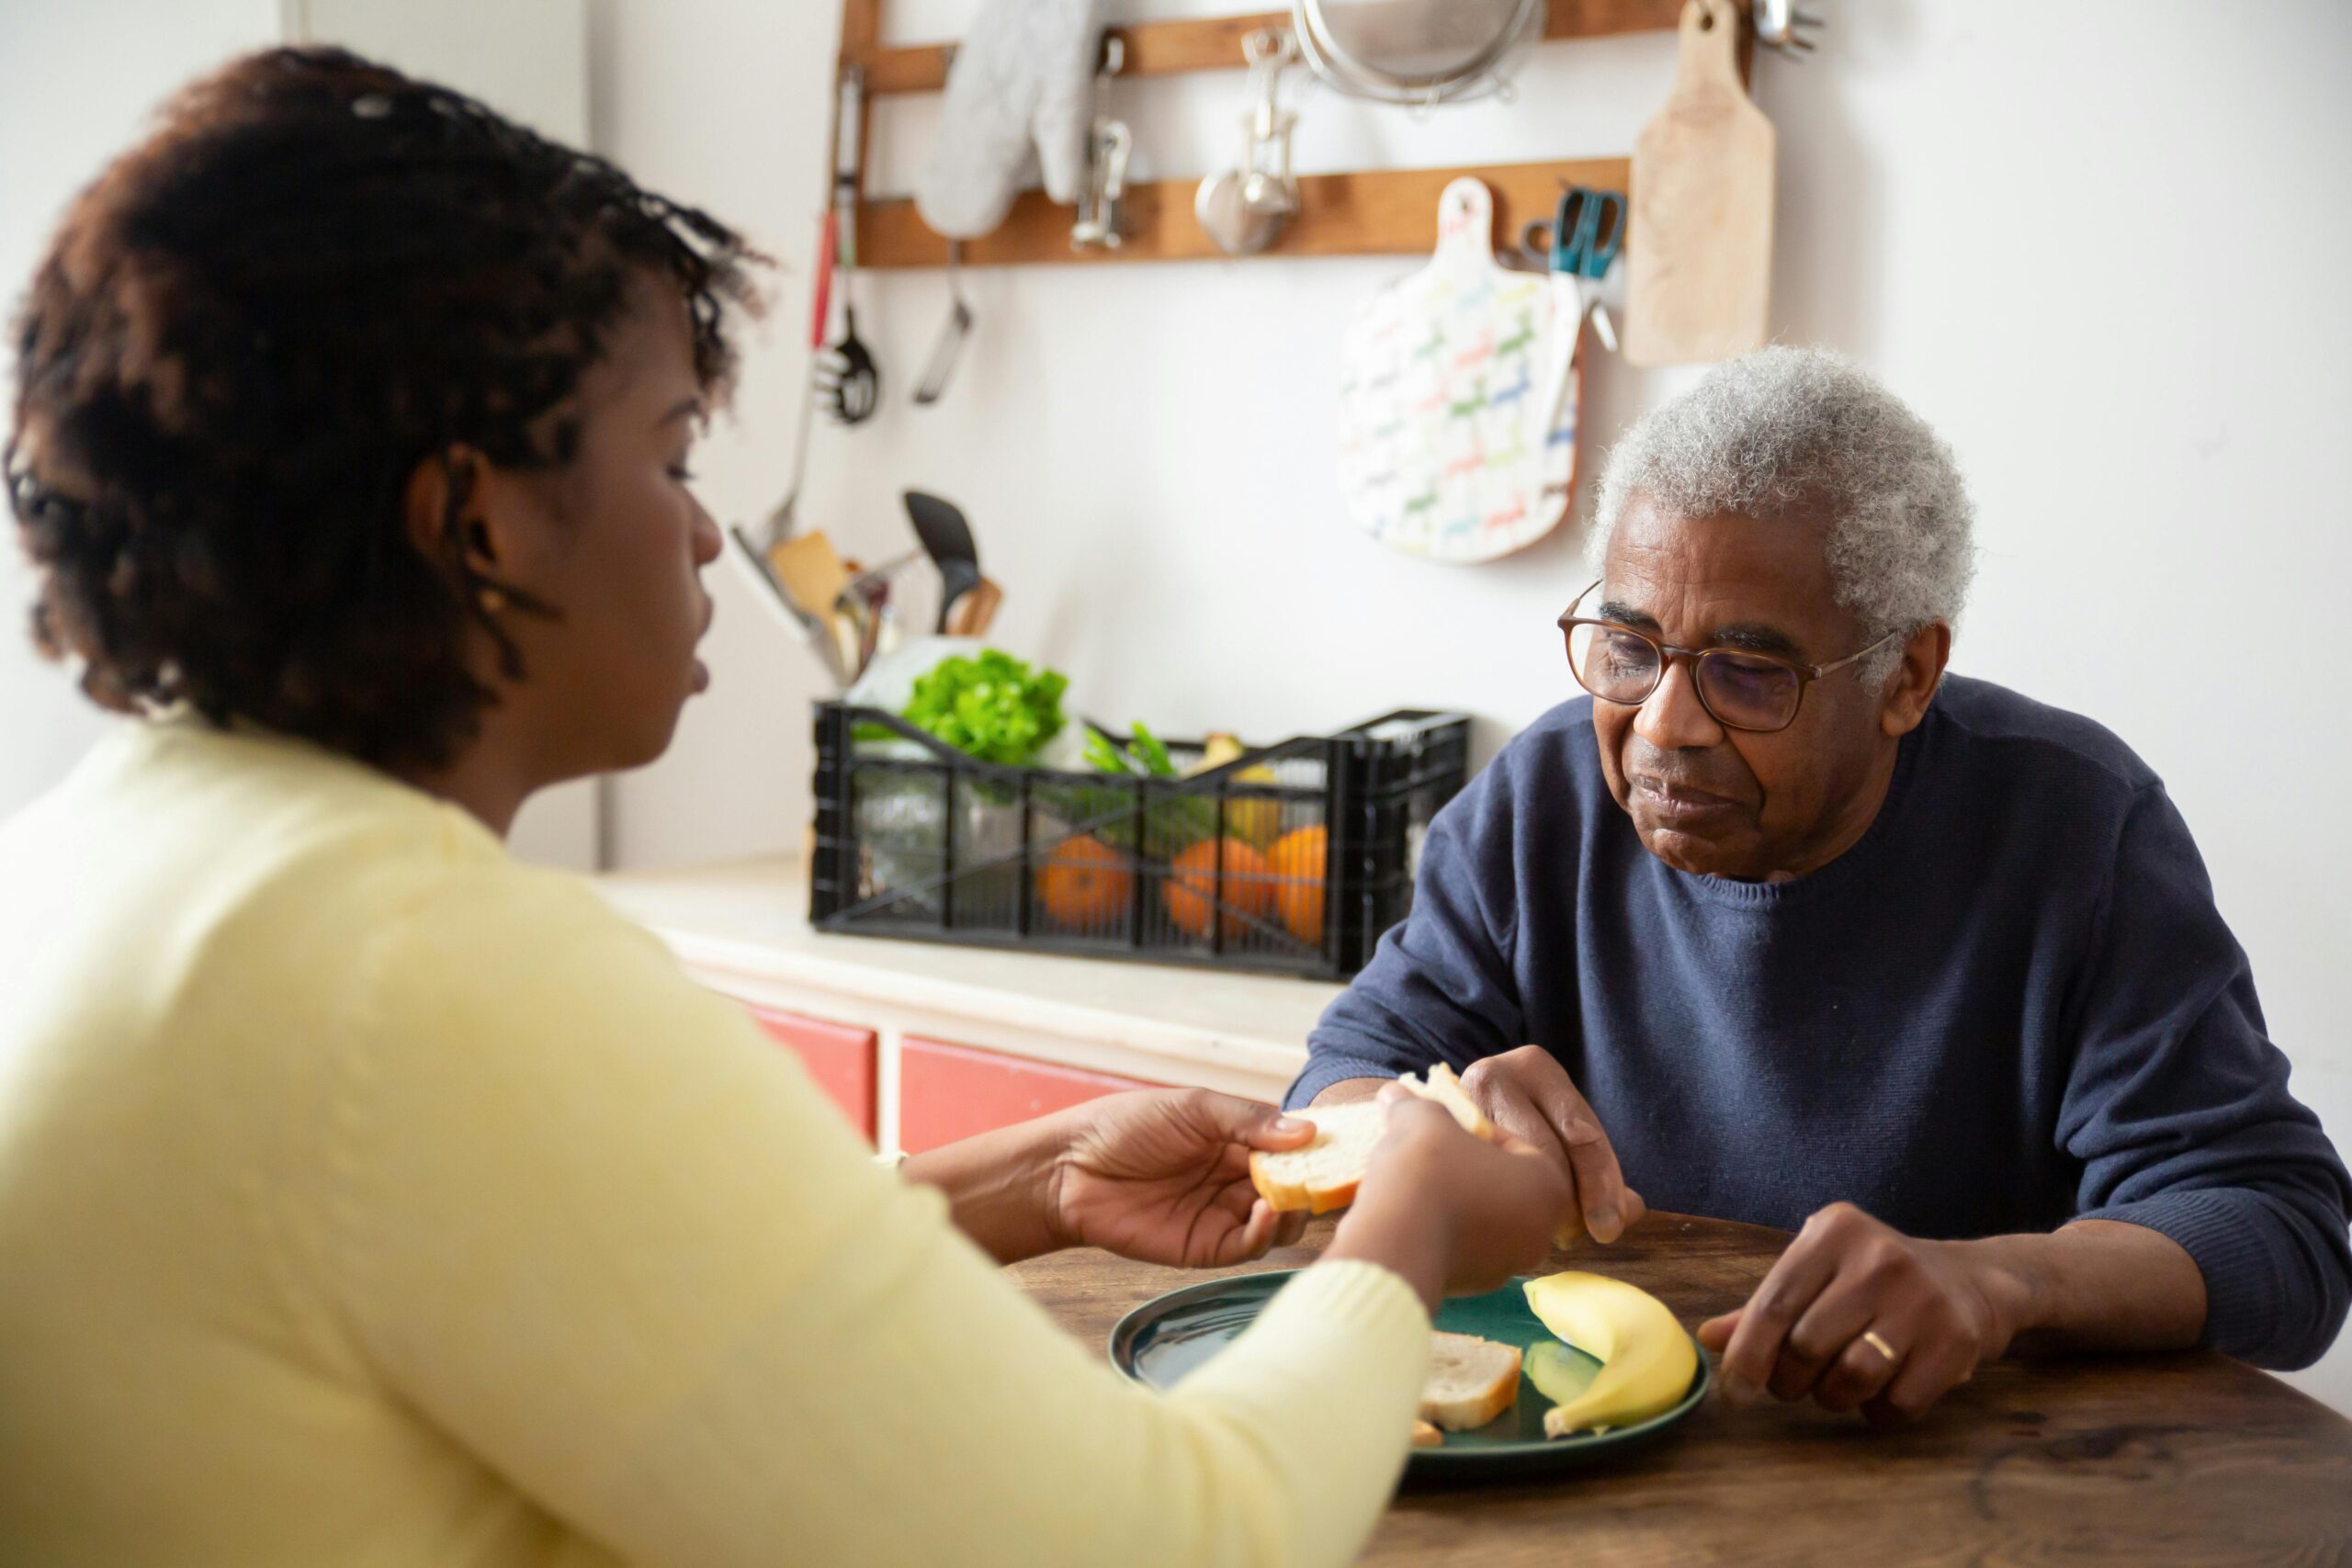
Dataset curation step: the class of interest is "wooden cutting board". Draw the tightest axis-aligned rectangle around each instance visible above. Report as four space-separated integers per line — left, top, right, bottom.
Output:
1336 177 1583 564
1624 0 1774 367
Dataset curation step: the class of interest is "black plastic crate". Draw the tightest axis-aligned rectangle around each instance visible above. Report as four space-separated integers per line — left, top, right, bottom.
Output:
809 705 1469 980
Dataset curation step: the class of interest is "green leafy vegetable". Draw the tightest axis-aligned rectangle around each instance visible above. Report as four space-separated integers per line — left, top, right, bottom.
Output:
1081 720 1180 779
1072 722 1215 852
898 649 1069 765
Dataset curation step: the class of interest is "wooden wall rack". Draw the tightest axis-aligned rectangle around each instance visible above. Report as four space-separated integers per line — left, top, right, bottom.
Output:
838 0 1752 269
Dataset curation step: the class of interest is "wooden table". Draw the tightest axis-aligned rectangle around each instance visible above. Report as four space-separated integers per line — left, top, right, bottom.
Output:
1008 1211 2352 1565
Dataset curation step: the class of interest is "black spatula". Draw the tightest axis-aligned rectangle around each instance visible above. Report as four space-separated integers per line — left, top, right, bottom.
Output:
904 490 982 634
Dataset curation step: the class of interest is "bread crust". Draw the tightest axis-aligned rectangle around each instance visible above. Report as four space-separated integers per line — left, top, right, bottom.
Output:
1247 1151 1362 1214
1250 1067 1504 1215
1419 1335 1524 1430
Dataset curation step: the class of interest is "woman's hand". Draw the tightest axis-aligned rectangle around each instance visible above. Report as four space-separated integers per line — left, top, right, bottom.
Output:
1697 1201 2031 1426
1046 1089 1317 1269
1323 1092 1577 1314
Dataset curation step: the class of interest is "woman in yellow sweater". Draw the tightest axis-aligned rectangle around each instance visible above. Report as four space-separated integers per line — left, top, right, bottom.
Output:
0 49 1573 1566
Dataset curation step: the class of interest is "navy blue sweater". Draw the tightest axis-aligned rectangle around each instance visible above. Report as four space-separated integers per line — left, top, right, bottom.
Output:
1292 677 2351 1369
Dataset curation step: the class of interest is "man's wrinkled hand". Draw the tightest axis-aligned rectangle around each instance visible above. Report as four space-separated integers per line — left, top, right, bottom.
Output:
1457 1045 1645 1243
1698 1201 2030 1427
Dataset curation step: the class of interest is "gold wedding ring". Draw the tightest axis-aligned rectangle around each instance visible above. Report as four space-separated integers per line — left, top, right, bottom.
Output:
1860 1329 1898 1364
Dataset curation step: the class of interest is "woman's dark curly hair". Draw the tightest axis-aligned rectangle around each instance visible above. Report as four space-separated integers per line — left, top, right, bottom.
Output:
6 47 761 771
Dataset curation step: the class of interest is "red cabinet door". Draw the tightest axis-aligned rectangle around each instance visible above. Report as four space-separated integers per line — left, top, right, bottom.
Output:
899 1037 1161 1154
743 1005 877 1144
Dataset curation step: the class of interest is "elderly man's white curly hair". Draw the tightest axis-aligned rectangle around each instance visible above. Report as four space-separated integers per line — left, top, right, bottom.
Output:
1589 347 1977 685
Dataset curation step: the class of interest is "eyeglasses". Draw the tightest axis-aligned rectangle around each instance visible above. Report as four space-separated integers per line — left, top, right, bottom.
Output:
1556 581 1899 735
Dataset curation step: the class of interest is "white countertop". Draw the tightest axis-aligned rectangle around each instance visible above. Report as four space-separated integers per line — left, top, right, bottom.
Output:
596 855 1331 1086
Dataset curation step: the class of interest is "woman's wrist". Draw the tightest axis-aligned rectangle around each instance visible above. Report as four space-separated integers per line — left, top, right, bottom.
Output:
899 1113 1070 1266
1325 1168 1450 1315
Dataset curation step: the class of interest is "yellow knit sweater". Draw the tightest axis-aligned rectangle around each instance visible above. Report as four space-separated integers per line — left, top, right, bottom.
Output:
0 717 1430 1565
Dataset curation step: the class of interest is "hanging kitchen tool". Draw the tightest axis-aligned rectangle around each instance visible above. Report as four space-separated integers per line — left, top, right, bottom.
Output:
1292 0 1544 107
1335 176 1583 564
817 66 882 423
912 242 975 405
1522 183 1626 355
1624 0 1774 367
1753 0 1825 57
1070 37 1131 251
734 205 839 582
728 531 852 684
903 490 984 634
1195 28 1302 257
772 532 854 634
913 0 1109 241
729 211 855 680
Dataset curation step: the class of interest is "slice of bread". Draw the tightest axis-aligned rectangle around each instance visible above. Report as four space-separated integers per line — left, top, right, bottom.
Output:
1410 1062 1497 1140
1410 1418 1445 1449
1249 1101 1388 1214
1250 1066 1500 1216
1419 1331 1523 1431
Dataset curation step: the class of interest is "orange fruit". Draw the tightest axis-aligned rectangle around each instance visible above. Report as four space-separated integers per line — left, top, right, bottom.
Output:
1267 824 1329 945
1164 837 1272 941
1037 834 1133 930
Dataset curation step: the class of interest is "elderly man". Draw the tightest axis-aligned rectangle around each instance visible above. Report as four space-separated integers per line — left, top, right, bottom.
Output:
1295 347 2350 1423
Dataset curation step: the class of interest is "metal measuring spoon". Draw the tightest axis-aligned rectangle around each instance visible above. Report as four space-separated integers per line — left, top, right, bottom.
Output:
1195 29 1301 256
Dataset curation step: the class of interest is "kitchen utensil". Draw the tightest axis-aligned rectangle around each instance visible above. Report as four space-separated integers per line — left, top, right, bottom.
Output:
1624 0 1774 367
1754 0 1825 56
817 67 882 423
903 490 984 634
1292 0 1543 107
726 527 856 682
1521 186 1626 281
1071 38 1132 251
837 549 922 675
755 208 841 550
1112 1272 1711 1480
913 242 975 406
1195 29 1301 257
727 199 848 631
1517 181 1627 381
819 288 881 424
1336 176 1582 563
943 575 1004 638
771 531 854 630
915 0 1110 239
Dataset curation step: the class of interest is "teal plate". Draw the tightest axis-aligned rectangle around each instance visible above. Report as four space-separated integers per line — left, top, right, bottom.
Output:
1109 1270 1711 1483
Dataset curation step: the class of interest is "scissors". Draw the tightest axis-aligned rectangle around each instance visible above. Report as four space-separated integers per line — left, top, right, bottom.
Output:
1518 185 1626 281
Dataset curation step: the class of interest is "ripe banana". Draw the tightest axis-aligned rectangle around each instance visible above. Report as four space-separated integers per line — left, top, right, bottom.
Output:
1522 1271 1698 1438
1189 732 1281 846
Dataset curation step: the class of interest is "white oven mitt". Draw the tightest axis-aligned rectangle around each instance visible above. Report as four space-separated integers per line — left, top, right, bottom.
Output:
914 0 1106 239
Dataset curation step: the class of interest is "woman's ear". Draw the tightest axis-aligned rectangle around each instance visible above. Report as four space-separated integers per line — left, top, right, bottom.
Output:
1881 620 1952 738
403 445 547 582
401 446 493 574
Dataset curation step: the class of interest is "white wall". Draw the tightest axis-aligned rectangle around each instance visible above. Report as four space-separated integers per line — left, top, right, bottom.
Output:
0 0 280 811
589 0 2352 1411
0 0 602 867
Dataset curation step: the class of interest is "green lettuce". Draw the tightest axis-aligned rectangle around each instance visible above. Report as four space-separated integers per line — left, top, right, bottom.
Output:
898 649 1068 765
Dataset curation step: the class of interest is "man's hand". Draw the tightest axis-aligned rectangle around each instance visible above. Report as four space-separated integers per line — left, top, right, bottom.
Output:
1699 1201 2032 1426
1314 1050 1644 1243
1046 1089 1314 1269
